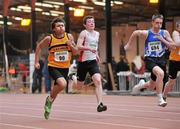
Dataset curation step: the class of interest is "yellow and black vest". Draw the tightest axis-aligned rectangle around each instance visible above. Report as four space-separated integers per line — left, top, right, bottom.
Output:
48 33 72 68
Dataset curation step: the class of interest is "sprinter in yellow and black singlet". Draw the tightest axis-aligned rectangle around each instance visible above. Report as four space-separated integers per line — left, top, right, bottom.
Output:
163 20 180 102
48 32 72 68
34 17 78 120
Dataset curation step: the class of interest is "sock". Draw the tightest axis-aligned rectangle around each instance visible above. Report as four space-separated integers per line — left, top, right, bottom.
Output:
157 93 164 102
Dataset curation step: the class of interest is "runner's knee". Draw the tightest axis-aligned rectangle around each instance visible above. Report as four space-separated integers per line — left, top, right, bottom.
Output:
156 70 164 80
92 74 101 86
57 78 67 88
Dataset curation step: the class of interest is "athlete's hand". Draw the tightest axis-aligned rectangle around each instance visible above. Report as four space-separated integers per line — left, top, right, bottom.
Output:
167 43 176 50
66 40 73 46
34 63 40 69
124 43 131 51
154 35 176 50
90 48 97 53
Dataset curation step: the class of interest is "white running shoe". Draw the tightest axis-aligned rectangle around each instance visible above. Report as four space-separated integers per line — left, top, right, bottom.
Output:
158 100 167 107
131 79 145 95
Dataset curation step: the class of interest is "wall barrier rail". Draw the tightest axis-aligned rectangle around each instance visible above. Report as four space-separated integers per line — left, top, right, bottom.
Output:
117 72 180 92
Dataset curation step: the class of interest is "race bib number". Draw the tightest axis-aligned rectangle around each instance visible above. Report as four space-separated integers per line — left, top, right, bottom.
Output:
54 51 69 62
148 41 162 52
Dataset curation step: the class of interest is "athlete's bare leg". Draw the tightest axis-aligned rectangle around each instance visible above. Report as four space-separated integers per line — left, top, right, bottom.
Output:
135 66 166 106
163 78 176 98
143 80 156 90
152 66 164 94
151 66 167 106
49 77 67 101
92 73 103 104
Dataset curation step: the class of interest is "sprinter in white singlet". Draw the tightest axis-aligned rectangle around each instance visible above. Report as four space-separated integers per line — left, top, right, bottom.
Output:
76 15 107 112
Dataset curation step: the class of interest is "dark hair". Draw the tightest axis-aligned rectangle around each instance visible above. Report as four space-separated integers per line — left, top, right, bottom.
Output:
83 15 94 25
51 17 65 30
152 14 163 21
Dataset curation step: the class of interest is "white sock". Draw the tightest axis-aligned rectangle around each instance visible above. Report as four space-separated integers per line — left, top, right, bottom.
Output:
138 80 145 88
157 93 164 102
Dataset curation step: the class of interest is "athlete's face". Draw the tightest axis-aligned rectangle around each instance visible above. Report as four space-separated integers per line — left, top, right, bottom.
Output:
84 18 95 30
53 22 65 34
152 18 163 30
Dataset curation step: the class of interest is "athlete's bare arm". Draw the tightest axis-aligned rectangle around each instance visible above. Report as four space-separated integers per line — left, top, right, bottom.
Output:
124 30 148 51
67 33 78 55
34 35 51 69
155 30 176 50
77 31 96 53
172 30 180 46
96 32 101 63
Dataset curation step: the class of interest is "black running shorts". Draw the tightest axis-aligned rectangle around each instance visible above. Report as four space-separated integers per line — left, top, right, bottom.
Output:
168 60 180 79
48 66 69 84
77 60 100 82
144 56 167 81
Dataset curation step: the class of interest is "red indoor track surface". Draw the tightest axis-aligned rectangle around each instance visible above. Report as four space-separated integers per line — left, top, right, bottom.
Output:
0 93 180 129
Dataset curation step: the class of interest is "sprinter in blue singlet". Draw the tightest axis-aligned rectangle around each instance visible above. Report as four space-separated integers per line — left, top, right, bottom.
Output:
124 14 176 107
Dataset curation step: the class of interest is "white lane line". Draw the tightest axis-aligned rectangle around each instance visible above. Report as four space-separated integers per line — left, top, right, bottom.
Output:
0 123 45 129
1 103 180 117
0 98 180 109
0 113 158 129
0 100 180 110
1 105 180 123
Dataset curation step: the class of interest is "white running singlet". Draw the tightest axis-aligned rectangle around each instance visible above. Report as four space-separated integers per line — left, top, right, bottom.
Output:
79 30 99 62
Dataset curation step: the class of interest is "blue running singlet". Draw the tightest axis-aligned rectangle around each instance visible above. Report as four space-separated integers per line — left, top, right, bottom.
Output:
144 29 166 57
